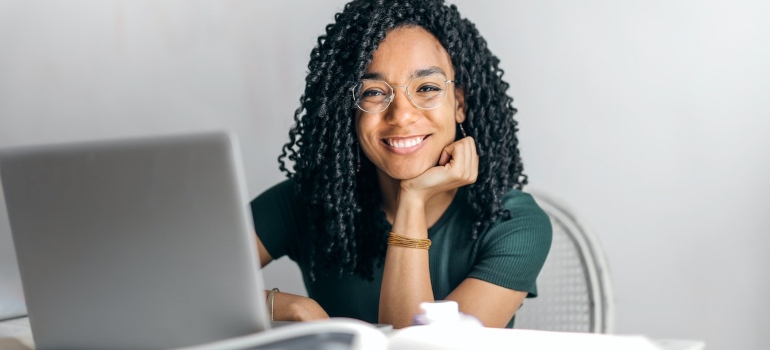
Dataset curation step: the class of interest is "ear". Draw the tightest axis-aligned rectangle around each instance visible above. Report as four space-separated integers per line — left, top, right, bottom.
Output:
454 86 466 124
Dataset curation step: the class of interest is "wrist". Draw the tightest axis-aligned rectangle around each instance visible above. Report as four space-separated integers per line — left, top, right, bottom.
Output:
287 298 307 321
395 190 427 225
273 292 303 321
292 298 327 321
397 187 429 207
392 190 429 240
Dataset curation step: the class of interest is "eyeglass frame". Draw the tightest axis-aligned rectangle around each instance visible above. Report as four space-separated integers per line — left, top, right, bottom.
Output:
350 75 456 114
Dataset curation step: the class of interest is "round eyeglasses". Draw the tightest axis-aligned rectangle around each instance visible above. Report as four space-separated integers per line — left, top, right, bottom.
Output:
351 75 455 114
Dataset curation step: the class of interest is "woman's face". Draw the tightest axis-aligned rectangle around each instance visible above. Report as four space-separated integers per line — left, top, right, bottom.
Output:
355 26 465 180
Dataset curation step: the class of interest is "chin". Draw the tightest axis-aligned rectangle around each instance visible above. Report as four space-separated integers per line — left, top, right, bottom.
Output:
388 170 424 180
382 162 434 180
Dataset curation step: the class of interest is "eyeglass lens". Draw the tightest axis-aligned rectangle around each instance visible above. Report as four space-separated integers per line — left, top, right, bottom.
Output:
353 75 450 113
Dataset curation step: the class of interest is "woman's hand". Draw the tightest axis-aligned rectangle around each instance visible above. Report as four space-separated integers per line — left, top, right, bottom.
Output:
399 136 479 203
271 291 330 321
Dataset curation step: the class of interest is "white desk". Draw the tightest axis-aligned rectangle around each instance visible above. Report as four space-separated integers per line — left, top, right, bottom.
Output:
0 317 705 350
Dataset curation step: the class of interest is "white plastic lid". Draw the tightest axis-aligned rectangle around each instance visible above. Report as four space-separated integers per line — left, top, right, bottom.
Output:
419 300 461 322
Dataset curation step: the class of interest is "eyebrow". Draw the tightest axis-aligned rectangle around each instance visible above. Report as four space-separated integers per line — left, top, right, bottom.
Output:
361 66 448 81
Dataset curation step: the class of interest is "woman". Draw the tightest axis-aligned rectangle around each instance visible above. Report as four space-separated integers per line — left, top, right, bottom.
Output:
250 0 552 329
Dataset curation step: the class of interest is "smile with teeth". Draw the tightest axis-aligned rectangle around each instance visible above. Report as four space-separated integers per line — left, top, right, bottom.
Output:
384 135 428 148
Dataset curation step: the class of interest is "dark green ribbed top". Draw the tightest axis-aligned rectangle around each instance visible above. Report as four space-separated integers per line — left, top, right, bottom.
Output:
250 179 552 328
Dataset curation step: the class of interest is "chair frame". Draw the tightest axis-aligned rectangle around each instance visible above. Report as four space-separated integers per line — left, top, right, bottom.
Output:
529 191 615 333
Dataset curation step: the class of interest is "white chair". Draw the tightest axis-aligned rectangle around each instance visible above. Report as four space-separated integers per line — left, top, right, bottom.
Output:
514 192 615 333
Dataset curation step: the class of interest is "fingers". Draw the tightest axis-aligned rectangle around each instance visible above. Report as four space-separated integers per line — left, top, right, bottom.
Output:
401 137 479 201
438 147 452 166
441 137 478 185
467 137 478 183
277 293 329 321
470 141 479 183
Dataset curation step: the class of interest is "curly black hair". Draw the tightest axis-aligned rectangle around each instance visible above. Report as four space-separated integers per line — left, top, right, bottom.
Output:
278 0 526 281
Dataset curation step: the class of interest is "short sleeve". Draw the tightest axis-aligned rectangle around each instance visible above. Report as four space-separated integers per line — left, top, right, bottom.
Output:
467 190 552 297
249 179 304 261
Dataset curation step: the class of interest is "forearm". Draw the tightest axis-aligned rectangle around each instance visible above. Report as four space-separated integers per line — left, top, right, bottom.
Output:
265 290 329 322
379 193 434 328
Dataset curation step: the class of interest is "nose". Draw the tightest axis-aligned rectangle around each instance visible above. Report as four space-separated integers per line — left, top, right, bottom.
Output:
384 86 419 127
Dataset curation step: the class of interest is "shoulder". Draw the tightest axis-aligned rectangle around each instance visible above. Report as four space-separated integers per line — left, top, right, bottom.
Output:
479 188 553 254
250 178 299 208
250 177 305 261
256 177 297 198
500 188 551 231
467 188 553 296
501 188 544 215
250 177 304 227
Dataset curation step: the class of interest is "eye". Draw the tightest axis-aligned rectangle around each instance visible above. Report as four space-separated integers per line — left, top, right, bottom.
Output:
415 84 442 93
361 89 387 98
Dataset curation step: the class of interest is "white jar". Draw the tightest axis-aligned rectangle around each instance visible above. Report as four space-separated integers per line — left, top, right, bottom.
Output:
411 300 483 327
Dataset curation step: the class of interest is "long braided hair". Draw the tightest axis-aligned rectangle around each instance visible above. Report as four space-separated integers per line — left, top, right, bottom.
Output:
278 0 526 281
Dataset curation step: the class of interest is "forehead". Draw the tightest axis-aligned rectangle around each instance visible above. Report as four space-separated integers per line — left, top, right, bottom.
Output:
365 26 454 82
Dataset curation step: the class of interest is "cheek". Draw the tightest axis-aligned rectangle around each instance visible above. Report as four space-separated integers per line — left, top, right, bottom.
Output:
431 108 460 141
356 117 381 153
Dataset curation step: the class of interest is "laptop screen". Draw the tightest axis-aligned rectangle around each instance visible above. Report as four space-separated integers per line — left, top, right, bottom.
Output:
0 132 271 349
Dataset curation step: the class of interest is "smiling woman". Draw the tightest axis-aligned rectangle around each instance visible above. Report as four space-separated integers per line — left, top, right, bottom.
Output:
249 0 552 329
356 27 463 181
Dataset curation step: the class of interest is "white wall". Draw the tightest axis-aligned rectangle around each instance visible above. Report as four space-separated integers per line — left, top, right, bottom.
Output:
1 1 767 349
455 2 770 349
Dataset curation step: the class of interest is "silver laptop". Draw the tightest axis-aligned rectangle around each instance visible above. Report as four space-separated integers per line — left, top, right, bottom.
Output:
0 186 27 322
0 132 271 349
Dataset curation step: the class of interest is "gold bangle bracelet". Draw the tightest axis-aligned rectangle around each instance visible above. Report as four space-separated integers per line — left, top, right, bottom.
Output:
388 232 431 250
